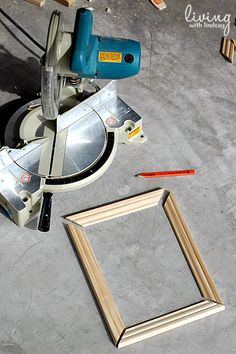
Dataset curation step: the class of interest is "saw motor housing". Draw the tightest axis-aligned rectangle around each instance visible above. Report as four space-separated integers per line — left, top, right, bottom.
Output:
70 8 141 79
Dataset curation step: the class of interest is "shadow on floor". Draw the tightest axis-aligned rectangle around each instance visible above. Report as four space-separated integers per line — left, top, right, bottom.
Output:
0 44 40 97
0 43 41 146
0 15 43 146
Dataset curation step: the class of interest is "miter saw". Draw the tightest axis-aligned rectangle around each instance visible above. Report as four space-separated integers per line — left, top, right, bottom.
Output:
0 8 146 231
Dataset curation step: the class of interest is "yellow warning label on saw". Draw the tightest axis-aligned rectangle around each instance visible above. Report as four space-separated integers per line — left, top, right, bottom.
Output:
128 127 141 139
98 51 122 63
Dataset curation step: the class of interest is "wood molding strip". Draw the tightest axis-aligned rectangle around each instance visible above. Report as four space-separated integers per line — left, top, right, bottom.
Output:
66 189 165 227
54 0 75 6
164 193 222 304
25 0 45 6
67 224 125 344
221 37 235 63
123 300 213 336
119 301 224 348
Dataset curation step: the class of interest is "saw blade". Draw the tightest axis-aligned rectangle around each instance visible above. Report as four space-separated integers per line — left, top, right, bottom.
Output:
41 10 64 120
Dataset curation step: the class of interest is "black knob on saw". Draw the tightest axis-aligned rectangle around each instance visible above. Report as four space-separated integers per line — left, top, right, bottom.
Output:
38 192 53 232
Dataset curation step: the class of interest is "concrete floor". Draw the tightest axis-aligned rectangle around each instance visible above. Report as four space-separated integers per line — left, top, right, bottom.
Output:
0 0 235 353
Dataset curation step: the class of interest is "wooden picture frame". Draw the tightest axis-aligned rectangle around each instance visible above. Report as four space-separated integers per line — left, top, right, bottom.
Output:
66 189 225 348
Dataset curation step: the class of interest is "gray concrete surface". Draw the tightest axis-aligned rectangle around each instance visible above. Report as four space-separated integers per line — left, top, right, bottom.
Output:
0 0 235 353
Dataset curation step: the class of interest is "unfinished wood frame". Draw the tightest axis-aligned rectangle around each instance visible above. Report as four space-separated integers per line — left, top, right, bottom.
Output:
66 189 225 348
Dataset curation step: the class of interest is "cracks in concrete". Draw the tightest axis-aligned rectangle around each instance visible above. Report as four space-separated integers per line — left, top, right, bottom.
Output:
27 288 33 314
12 236 48 267
148 28 154 90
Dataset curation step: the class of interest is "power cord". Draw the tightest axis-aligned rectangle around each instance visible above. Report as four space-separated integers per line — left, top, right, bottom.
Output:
0 8 45 52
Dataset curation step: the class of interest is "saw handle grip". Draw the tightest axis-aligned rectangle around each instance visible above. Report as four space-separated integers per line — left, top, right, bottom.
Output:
71 8 93 76
38 192 53 232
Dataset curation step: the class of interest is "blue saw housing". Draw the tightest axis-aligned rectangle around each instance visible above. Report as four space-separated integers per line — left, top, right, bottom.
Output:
70 8 141 79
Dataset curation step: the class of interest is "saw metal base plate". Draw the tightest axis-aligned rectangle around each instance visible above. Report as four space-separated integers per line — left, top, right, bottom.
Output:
6 81 145 183
0 81 145 227
11 105 108 179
